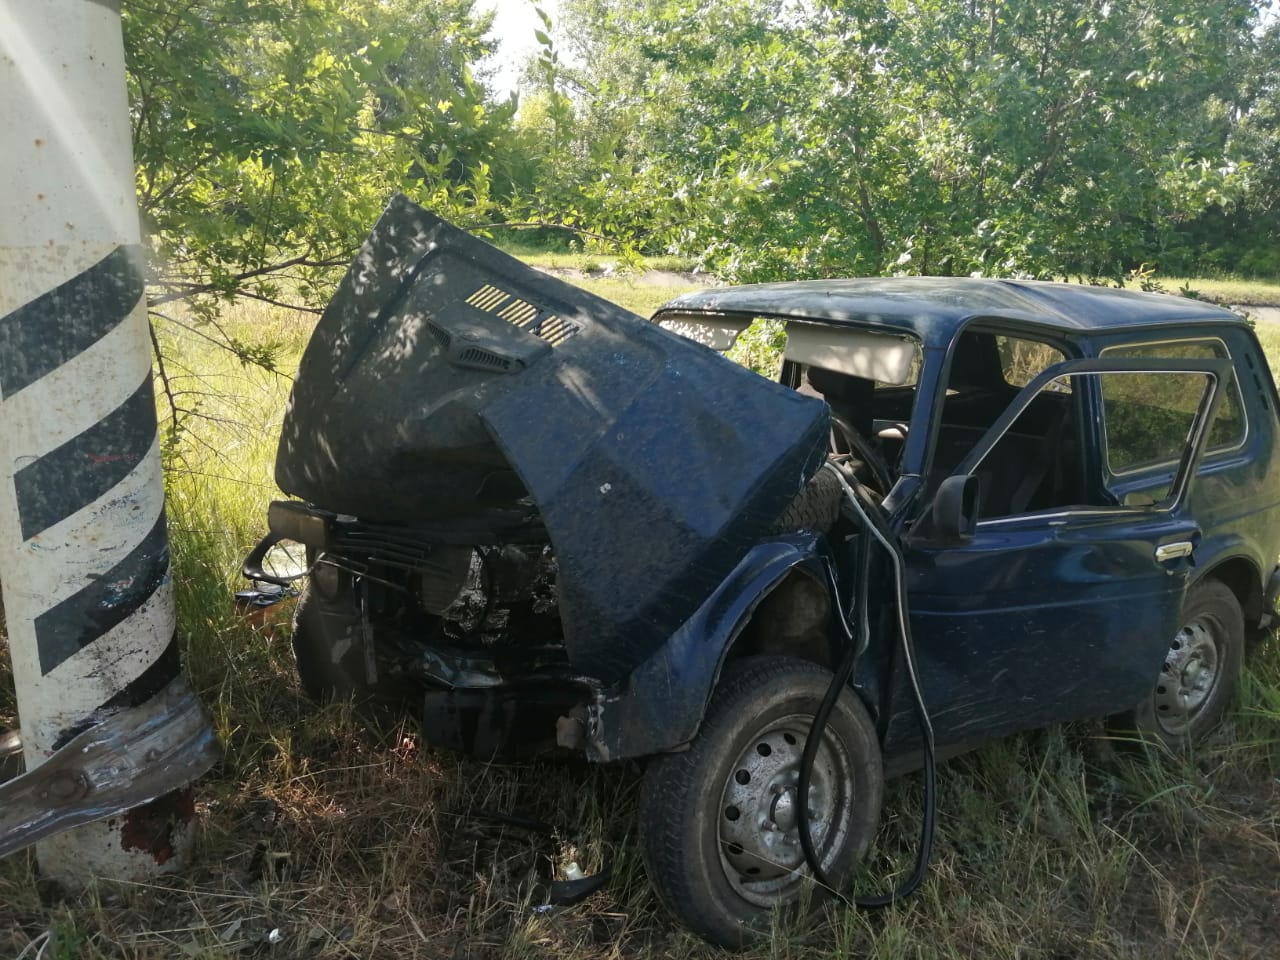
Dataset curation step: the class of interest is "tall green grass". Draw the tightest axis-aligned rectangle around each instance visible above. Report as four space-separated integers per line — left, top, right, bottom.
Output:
1 282 1278 959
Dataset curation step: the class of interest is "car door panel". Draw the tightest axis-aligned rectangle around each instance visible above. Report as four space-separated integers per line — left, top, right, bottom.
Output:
885 356 1230 756
897 514 1198 751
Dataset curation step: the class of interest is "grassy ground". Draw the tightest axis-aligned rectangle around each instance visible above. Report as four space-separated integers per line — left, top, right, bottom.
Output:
492 239 698 279
1 272 1278 959
573 275 705 317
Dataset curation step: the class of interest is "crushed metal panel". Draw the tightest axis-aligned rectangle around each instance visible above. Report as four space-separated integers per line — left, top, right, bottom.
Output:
0 678 218 860
275 195 830 680
482 329 829 680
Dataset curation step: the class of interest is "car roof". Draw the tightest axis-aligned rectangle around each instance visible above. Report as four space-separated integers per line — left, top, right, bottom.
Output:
655 277 1245 344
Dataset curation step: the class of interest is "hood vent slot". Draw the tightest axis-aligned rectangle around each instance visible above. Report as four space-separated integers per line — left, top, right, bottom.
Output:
427 321 452 349
456 346 517 372
466 284 580 347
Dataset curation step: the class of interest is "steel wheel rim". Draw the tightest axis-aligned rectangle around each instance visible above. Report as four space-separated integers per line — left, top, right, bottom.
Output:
716 713 854 907
1154 615 1222 735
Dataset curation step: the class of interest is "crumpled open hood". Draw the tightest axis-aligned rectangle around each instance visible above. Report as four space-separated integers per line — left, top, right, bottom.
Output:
276 195 829 680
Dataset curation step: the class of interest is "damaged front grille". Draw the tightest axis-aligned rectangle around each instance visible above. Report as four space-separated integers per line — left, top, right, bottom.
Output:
328 525 437 574
320 520 558 638
319 520 562 658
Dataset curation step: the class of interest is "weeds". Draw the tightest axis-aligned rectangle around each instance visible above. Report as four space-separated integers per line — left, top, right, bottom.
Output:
2 279 1278 958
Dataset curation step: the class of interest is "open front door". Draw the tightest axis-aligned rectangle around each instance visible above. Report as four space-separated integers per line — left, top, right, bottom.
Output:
890 357 1231 755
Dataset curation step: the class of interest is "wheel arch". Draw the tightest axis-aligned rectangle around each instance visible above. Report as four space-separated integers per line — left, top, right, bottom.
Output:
720 565 835 670
1108 554 1252 748
586 536 837 762
1198 553 1265 638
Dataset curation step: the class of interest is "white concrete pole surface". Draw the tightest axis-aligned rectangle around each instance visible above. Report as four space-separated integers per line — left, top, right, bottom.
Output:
0 0 216 881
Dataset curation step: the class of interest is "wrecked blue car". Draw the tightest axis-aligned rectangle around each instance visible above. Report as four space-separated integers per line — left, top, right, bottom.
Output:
243 196 1280 946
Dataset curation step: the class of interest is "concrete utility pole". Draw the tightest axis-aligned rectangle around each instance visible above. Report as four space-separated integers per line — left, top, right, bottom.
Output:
0 0 217 881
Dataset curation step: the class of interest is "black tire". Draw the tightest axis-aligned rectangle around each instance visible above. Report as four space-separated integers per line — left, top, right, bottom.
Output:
639 656 883 948
770 468 843 534
291 585 417 711
1109 578 1244 751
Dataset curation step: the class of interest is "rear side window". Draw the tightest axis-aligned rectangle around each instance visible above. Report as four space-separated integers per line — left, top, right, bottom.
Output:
996 335 1069 392
1100 340 1246 475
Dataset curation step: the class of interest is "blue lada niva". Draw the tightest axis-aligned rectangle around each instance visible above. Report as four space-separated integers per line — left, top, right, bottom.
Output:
244 197 1280 946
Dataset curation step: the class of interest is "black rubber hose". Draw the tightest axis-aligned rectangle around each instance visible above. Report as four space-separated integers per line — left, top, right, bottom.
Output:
855 565 936 908
794 465 937 908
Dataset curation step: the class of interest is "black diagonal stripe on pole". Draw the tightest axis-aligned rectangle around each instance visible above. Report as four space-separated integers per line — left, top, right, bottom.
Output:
102 632 181 710
32 511 169 675
50 634 182 750
0 245 144 400
13 377 158 541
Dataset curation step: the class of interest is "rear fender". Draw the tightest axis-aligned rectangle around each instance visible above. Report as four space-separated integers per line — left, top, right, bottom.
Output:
585 534 828 762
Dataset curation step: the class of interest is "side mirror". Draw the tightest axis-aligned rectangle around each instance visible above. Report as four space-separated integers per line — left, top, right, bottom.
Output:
242 532 310 586
932 474 980 542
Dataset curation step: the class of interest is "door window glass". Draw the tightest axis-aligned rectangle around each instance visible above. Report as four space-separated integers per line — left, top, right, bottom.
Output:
932 331 1076 502
964 369 1215 521
969 377 1078 519
1100 369 1221 475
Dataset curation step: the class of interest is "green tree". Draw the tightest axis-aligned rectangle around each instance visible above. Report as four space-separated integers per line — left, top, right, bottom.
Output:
125 0 513 332
878 0 1254 279
1176 16 1280 276
541 0 1262 282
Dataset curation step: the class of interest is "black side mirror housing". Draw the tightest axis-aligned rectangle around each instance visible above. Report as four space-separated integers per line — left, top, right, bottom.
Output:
933 474 980 542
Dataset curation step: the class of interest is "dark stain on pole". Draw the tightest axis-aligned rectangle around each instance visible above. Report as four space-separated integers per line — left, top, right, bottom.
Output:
32 513 170 676
119 790 196 865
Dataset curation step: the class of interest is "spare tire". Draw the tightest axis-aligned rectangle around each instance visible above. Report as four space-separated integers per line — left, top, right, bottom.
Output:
769 466 844 534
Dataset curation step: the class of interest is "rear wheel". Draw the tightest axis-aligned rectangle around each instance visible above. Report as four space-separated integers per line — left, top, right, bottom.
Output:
639 656 883 948
1110 578 1243 751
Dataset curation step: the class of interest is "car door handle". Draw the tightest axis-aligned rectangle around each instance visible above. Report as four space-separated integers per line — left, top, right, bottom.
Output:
1155 541 1194 562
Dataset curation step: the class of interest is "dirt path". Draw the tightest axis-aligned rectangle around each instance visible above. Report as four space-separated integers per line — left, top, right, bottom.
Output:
1236 305 1280 324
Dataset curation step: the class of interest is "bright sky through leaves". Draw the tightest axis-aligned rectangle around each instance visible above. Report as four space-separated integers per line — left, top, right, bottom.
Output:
481 0 561 96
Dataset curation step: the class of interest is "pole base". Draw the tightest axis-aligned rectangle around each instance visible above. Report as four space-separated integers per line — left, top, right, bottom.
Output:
0 678 218 864
35 789 198 888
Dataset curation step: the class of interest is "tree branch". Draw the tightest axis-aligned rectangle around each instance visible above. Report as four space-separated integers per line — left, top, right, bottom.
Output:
148 254 351 307
146 312 181 444
231 290 323 315
467 220 624 246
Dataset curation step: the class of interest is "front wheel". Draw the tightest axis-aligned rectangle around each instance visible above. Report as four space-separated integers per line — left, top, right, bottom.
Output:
291 584 418 713
1109 578 1244 751
639 656 883 948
